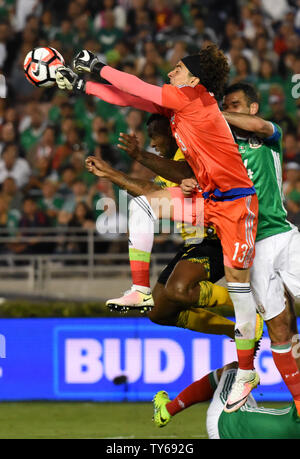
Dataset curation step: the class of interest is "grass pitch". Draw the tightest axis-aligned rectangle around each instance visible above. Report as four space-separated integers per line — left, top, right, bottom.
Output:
0 401 288 439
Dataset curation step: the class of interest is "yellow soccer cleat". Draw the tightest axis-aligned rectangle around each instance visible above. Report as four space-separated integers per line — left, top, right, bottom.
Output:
255 313 264 342
152 391 172 427
254 313 264 357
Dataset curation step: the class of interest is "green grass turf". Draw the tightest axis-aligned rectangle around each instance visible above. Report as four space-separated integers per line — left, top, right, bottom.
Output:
0 401 289 439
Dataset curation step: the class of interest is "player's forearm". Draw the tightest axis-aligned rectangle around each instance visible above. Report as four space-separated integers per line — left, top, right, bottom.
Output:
137 151 193 184
85 82 160 113
100 66 163 106
104 168 161 197
222 112 274 138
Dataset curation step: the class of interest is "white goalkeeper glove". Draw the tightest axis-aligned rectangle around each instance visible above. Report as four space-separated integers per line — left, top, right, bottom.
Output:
73 50 105 75
55 66 86 93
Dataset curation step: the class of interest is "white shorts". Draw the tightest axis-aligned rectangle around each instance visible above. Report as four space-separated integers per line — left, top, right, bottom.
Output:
250 227 300 321
206 368 257 439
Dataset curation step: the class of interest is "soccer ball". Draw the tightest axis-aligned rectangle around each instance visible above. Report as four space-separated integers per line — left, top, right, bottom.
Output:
24 47 65 88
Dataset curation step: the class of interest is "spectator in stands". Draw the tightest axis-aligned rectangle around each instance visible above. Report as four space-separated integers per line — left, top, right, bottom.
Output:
93 0 126 31
73 13 94 54
0 20 11 69
0 121 19 156
37 179 63 226
52 127 83 171
0 192 20 235
286 188 300 228
95 10 123 54
57 165 77 200
25 155 58 198
58 178 90 225
283 162 300 196
155 11 193 50
20 107 47 154
266 89 297 133
256 59 284 116
70 201 95 230
11 196 49 256
93 127 128 171
1 176 23 212
0 143 31 189
252 34 279 73
70 150 97 187
125 108 145 136
230 55 256 85
4 106 20 129
284 132 300 164
27 125 57 168
190 14 218 49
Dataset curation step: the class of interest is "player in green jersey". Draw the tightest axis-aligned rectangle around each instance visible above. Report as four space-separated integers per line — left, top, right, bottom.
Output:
222 83 300 415
153 361 300 439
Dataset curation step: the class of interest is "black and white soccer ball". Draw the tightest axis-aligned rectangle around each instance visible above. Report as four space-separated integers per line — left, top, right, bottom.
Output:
24 47 65 88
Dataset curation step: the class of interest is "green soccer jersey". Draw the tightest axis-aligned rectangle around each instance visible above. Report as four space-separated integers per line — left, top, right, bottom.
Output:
218 402 300 439
236 123 293 242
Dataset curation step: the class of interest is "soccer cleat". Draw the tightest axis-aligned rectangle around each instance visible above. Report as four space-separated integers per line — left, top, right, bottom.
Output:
106 288 154 314
224 369 260 413
254 313 264 357
152 391 172 427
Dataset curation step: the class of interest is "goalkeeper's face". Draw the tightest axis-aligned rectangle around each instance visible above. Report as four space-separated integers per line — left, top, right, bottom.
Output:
167 61 199 88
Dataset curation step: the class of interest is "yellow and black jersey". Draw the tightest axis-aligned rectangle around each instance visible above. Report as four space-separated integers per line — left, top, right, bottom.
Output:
154 148 217 242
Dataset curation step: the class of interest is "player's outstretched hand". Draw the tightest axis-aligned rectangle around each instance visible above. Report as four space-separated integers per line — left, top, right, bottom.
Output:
55 66 85 92
85 156 113 178
73 50 105 75
117 133 141 160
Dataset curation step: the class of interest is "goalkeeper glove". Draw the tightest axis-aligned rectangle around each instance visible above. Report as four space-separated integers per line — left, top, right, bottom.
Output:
73 50 105 76
55 66 86 93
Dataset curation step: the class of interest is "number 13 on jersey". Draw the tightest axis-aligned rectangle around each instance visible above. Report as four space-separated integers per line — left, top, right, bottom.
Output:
232 242 249 263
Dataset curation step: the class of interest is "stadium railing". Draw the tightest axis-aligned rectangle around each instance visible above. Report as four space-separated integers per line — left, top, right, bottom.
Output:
0 227 179 301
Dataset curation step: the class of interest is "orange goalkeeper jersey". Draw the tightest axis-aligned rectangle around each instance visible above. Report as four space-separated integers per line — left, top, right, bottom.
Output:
159 84 255 199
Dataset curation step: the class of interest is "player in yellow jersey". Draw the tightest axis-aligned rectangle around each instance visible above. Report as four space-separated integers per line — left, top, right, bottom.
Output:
86 114 241 339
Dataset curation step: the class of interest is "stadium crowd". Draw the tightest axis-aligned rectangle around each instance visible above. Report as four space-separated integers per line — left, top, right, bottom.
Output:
0 0 299 257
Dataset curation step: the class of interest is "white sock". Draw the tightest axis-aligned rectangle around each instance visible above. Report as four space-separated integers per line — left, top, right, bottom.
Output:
128 196 157 292
128 196 157 253
227 282 257 341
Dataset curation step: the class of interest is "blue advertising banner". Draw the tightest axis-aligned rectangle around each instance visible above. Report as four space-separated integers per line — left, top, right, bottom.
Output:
0 317 298 402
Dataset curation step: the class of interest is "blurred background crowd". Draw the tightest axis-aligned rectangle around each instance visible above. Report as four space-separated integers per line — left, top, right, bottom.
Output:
0 0 299 258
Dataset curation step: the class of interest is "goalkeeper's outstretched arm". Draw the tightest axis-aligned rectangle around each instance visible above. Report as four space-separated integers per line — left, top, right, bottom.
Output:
55 65 161 113
73 50 165 107
85 81 160 114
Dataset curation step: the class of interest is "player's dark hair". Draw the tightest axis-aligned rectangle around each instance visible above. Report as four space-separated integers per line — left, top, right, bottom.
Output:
146 114 172 137
183 45 230 99
224 83 259 106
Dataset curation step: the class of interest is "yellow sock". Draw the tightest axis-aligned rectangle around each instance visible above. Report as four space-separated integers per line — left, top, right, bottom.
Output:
198 281 233 308
176 309 235 339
